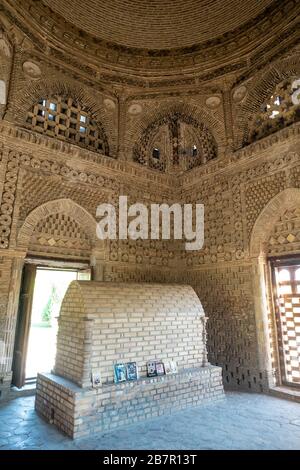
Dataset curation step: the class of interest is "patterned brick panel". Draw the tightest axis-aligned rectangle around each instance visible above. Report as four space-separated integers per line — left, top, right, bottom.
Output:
29 213 92 258
0 152 19 249
184 264 267 391
268 208 300 256
245 172 286 237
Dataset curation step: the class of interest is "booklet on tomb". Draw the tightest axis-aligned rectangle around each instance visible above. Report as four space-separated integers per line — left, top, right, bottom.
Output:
126 362 138 381
147 361 157 377
114 363 127 383
164 361 172 375
155 362 165 376
91 371 102 388
170 361 178 374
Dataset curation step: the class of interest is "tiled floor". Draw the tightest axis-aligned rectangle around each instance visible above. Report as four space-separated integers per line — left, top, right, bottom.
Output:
0 392 300 450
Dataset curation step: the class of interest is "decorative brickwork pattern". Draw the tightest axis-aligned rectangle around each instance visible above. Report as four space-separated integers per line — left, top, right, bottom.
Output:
7 0 299 81
29 213 92 258
6 66 118 158
0 1 300 402
182 265 267 391
133 111 217 172
268 208 300 256
41 0 274 50
247 77 300 145
0 152 19 249
235 53 300 149
245 172 287 238
17 198 97 250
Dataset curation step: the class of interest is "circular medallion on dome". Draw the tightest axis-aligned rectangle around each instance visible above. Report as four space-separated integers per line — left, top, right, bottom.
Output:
103 98 116 111
232 85 247 102
128 104 142 115
205 96 221 109
22 61 42 80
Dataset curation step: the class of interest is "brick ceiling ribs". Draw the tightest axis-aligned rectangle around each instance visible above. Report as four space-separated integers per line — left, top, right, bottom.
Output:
42 0 273 50
1 0 299 86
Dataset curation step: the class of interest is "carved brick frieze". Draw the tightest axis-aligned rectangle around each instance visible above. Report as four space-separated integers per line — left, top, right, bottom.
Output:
29 212 92 258
180 123 300 189
0 151 19 249
268 207 300 256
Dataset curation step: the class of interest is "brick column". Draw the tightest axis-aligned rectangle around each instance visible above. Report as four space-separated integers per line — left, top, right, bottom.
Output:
90 246 107 281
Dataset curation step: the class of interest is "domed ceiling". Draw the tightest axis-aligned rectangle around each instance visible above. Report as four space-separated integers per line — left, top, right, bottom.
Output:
42 0 273 50
2 0 299 84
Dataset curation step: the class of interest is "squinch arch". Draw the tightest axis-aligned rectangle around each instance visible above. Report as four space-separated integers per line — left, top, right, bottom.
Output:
17 198 97 250
250 188 300 257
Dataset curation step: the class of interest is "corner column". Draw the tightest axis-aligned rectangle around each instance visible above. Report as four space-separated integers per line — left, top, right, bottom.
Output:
90 245 107 281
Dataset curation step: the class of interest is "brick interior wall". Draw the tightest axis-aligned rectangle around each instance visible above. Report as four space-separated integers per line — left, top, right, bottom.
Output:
0 1 299 400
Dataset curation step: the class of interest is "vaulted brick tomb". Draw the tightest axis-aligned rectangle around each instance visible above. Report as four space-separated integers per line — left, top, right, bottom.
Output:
35 281 224 438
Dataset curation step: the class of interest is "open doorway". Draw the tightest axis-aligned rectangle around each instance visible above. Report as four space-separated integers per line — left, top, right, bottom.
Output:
25 268 78 381
12 261 91 388
271 256 300 388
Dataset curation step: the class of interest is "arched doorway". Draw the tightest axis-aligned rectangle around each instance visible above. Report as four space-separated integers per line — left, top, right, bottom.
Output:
250 188 300 388
12 199 97 388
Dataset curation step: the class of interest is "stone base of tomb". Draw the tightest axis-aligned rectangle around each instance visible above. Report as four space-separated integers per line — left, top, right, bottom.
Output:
35 365 224 438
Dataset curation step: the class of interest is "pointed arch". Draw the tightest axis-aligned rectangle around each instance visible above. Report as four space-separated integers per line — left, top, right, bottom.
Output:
131 103 221 171
235 53 300 148
17 198 97 250
8 77 117 156
127 100 225 160
250 188 300 257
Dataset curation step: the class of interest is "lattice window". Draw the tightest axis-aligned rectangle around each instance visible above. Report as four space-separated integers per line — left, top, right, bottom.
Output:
247 77 300 144
274 264 300 386
26 96 109 155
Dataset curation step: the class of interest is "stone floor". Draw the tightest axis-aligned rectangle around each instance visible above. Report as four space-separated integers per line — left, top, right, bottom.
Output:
0 392 300 450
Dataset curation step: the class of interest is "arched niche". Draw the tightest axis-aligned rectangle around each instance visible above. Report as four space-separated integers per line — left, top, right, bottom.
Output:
250 188 300 258
9 78 117 156
17 198 97 251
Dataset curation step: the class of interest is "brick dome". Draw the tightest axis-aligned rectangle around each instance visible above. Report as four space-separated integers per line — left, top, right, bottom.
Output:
4 0 299 81
42 0 273 50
